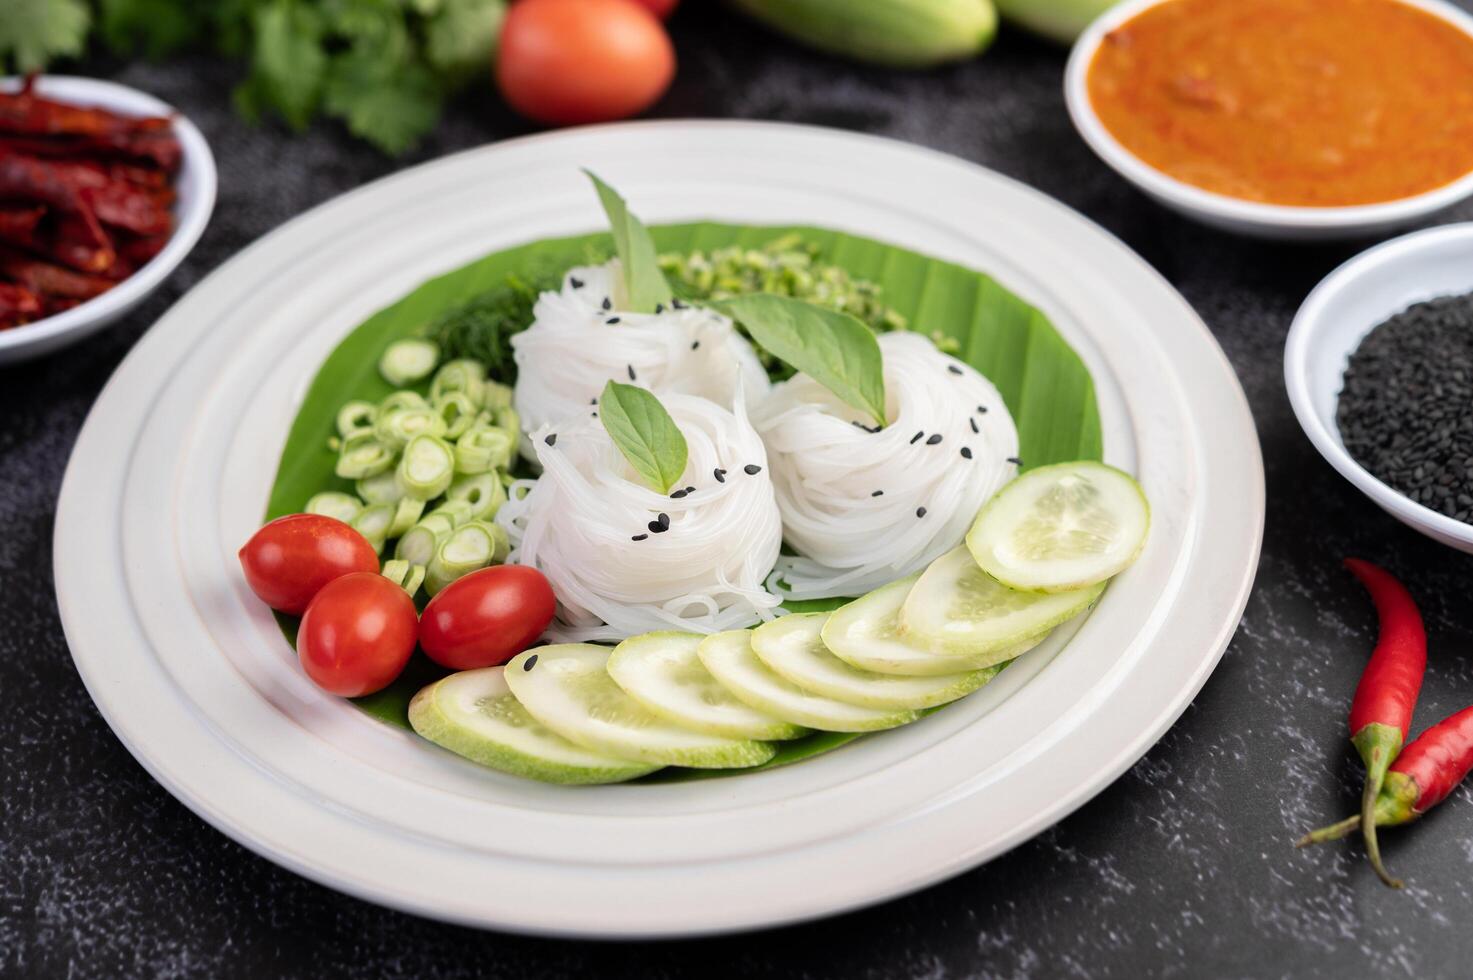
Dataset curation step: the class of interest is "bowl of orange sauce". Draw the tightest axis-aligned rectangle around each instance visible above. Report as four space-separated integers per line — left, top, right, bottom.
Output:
1065 0 1473 239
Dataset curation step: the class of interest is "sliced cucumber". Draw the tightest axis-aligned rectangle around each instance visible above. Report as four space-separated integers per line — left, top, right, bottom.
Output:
505 645 777 769
409 668 657 785
900 545 1102 656
755 613 998 709
697 629 919 732
967 461 1149 593
608 632 808 741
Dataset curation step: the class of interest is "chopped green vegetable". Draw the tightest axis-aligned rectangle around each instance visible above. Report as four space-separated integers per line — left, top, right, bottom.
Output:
420 269 561 382
446 471 507 521
351 502 395 553
381 558 427 598
454 423 514 475
336 401 378 439
994 0 1114 43
374 404 447 452
727 0 996 68
0 0 90 73
425 521 505 595
430 359 487 407
356 468 406 506
387 496 428 538
305 491 364 524
598 381 689 495
379 338 440 387
397 434 456 499
335 432 395 479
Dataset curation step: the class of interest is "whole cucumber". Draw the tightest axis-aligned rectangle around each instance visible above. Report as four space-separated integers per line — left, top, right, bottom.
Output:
728 0 997 69
993 0 1115 43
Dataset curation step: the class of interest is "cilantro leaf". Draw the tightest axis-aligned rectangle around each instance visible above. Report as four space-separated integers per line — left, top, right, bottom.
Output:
324 56 442 154
241 0 328 131
425 0 505 77
99 0 202 58
0 0 90 73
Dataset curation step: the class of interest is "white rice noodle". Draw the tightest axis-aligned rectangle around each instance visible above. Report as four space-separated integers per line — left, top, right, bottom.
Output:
498 390 783 642
752 331 1020 600
510 260 769 458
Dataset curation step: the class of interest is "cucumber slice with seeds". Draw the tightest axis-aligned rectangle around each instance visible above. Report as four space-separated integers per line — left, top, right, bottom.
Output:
967 461 1149 593
608 632 807 741
409 668 657 785
755 613 998 710
900 546 1102 656
697 629 918 733
505 645 776 769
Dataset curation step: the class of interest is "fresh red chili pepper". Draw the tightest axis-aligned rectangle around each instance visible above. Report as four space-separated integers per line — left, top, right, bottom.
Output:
1342 558 1427 887
1298 706 1473 883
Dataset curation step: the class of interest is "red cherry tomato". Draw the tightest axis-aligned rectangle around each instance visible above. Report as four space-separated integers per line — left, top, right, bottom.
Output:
420 565 556 670
297 573 419 697
238 514 380 615
496 0 676 126
628 0 679 18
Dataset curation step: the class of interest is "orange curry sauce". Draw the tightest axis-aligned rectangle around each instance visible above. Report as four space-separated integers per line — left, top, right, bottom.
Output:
1087 0 1473 206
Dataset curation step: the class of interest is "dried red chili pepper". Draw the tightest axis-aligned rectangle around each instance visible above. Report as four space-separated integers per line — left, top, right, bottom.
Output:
0 89 171 139
0 151 172 235
0 133 183 172
0 250 115 300
44 213 117 273
1299 706 1473 882
0 282 42 328
1341 559 1427 887
0 205 45 245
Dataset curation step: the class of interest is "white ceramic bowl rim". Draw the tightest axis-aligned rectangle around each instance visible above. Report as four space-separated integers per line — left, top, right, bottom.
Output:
1285 222 1473 545
1064 0 1473 231
0 75 217 353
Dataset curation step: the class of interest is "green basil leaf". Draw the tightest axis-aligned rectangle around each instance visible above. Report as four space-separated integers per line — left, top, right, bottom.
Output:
598 381 688 494
584 170 673 314
715 294 887 426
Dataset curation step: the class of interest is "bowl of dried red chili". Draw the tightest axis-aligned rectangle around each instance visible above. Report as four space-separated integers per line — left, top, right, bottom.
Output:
0 75 216 364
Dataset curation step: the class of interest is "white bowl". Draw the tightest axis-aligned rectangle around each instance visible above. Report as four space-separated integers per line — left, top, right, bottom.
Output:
1064 0 1473 241
1286 223 1473 551
0 75 216 364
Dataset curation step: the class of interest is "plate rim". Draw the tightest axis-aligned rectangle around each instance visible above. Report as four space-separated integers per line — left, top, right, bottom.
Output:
55 119 1263 937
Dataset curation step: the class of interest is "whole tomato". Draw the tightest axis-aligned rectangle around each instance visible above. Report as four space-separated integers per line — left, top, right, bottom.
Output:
420 565 556 670
297 572 419 697
496 0 676 126
238 514 379 615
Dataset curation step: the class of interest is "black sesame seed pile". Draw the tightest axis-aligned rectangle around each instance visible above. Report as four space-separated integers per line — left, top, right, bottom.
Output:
1338 293 1473 523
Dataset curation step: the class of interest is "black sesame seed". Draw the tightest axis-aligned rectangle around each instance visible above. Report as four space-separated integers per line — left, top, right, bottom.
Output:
977 405 988 414
627 364 637 380
714 468 727 482
524 654 539 671
947 364 963 375
670 489 688 499
655 303 664 314
961 447 973 459
590 397 598 405
691 340 700 350
743 464 762 475
569 277 584 289
910 431 924 444
631 533 648 541
916 507 927 518
1008 456 1023 466
591 412 597 418
657 512 670 529
672 298 686 309
545 433 557 447
872 490 884 497
647 520 663 533
602 297 612 311
606 316 621 324
969 417 979 434
926 434 943 446
686 486 695 494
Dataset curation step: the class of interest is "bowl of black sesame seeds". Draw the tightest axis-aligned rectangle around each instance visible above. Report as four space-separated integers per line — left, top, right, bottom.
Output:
1287 223 1473 551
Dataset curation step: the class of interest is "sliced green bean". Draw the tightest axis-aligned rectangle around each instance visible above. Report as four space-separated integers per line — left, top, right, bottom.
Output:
492 405 521 457
380 390 428 415
335 432 395 479
336 401 378 439
351 503 395 553
356 468 406 506
429 498 475 527
394 515 454 565
381 558 427 598
483 379 514 412
465 519 511 563
379 338 440 387
397 433 456 499
454 424 514 474
305 491 364 524
430 358 487 407
434 391 479 440
387 496 426 538
425 522 502 595
375 405 447 452
446 471 507 521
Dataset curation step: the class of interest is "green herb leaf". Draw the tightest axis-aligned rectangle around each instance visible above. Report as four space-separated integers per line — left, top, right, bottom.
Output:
0 0 90 73
598 381 688 495
584 171 673 315
715 294 888 426
324 57 441 155
99 0 202 59
243 0 328 131
425 0 505 77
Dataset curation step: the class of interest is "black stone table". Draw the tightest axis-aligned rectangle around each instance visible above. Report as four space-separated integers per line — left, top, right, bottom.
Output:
7 8 1473 978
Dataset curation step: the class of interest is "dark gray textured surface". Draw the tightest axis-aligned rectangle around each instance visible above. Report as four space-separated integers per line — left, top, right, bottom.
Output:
6 7 1473 978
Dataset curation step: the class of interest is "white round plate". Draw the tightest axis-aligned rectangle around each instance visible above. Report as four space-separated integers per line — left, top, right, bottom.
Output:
55 122 1262 938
